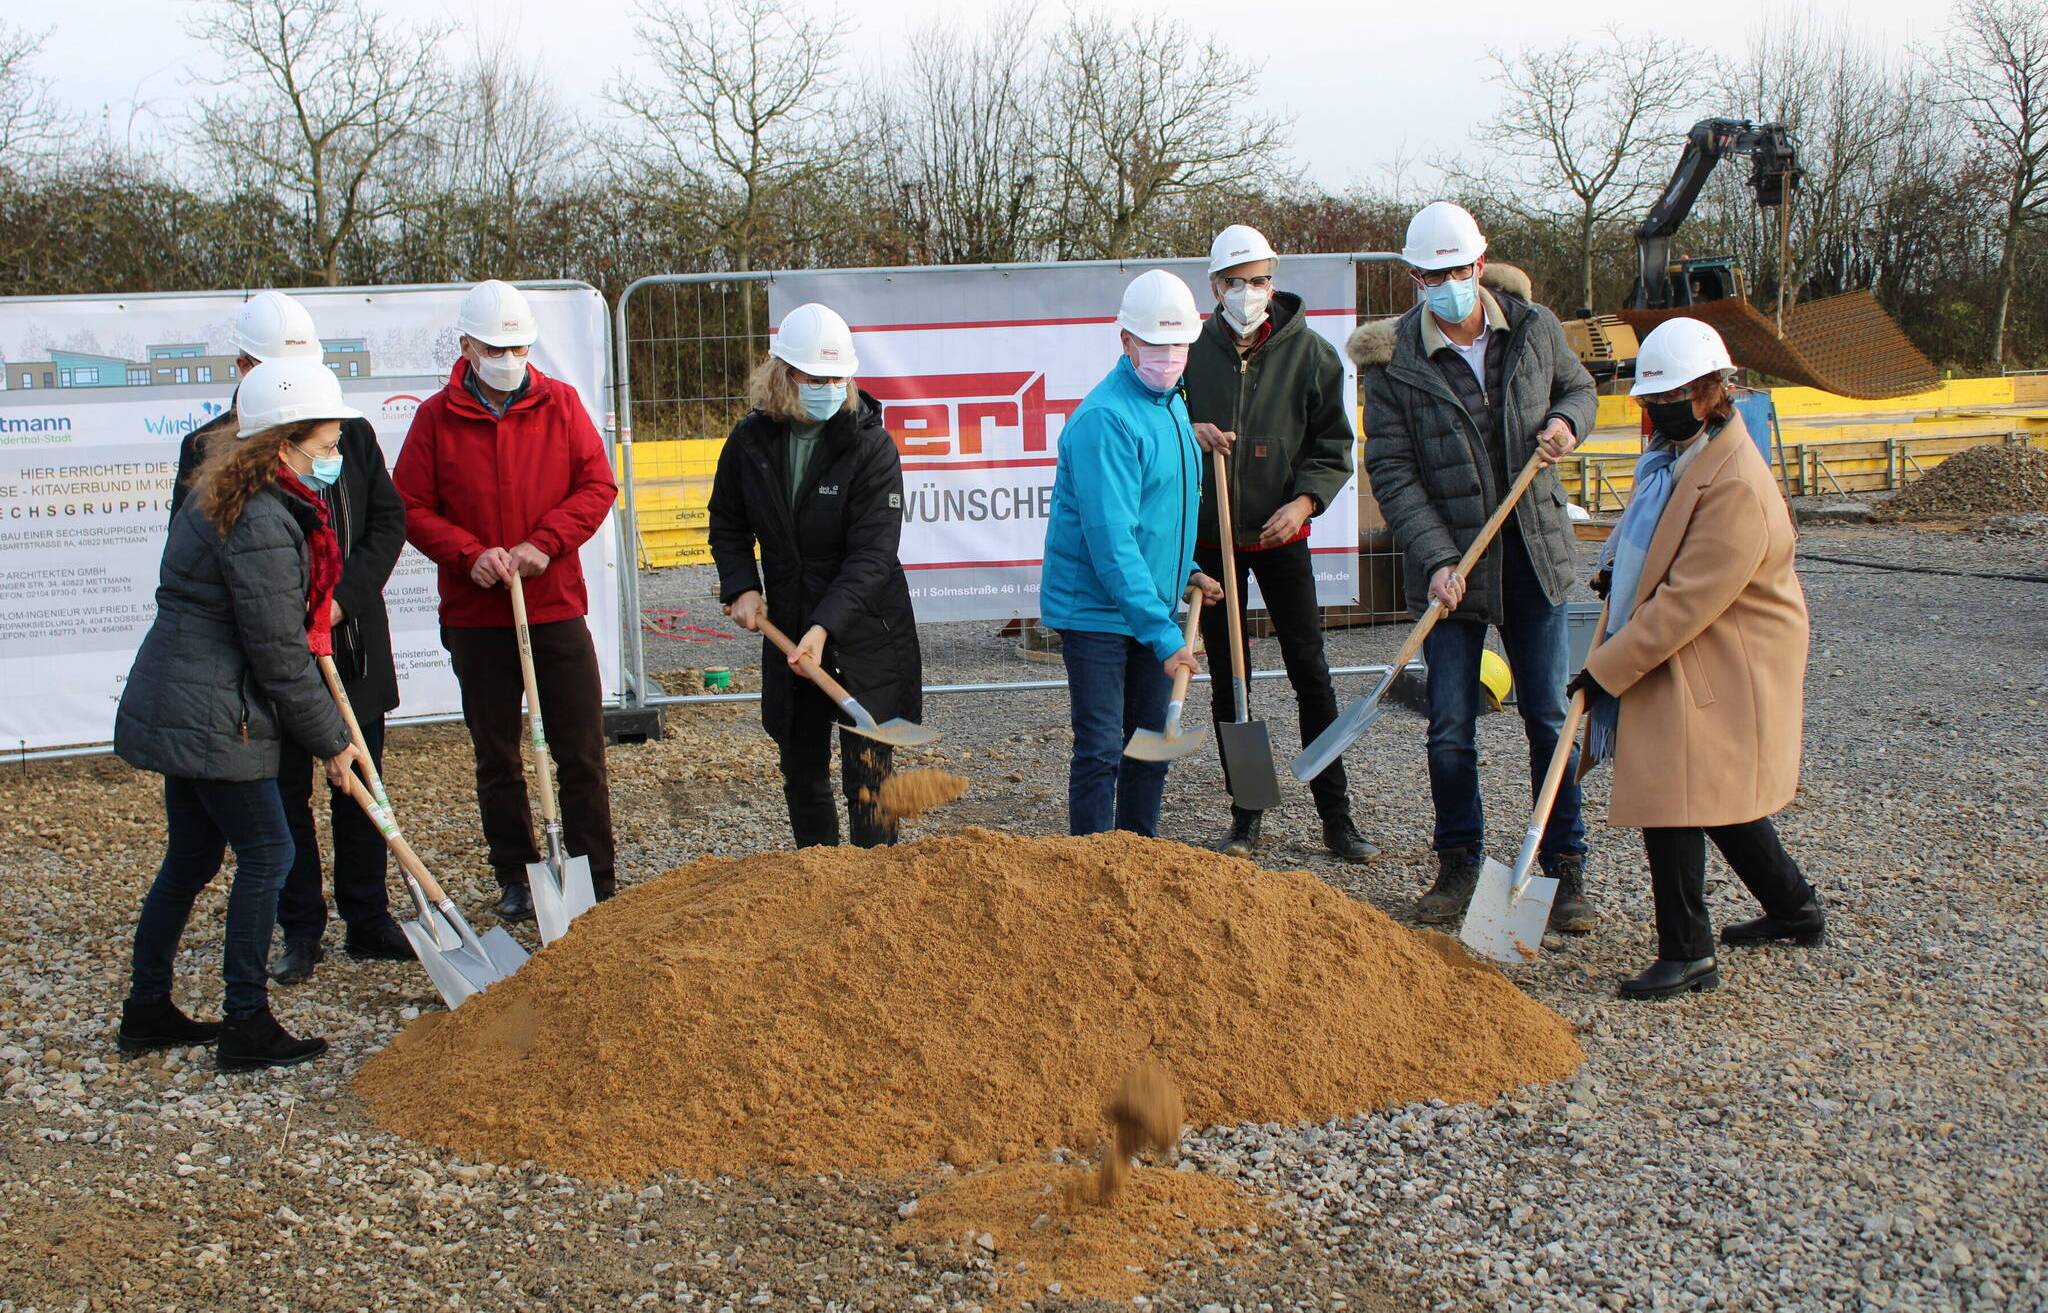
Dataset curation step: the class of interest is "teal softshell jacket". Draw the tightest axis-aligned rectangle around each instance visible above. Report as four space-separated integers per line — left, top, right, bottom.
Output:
1038 355 1201 661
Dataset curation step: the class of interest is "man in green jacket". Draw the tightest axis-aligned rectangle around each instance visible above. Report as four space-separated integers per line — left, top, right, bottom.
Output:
1184 225 1372 862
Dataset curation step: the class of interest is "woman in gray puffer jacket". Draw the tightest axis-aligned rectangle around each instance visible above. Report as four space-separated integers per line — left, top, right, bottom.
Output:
113 359 366 1072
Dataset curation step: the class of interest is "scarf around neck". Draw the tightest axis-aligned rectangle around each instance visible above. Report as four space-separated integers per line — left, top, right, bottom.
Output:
1584 434 1690 766
275 468 343 657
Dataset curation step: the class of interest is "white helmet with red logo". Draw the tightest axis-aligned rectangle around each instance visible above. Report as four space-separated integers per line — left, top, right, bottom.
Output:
1631 318 1736 396
1116 269 1202 345
232 290 322 362
1402 201 1488 272
771 303 859 377
458 279 539 348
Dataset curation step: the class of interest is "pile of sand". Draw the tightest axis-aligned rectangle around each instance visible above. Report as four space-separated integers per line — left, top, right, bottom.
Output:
357 829 1582 1180
1875 443 2048 522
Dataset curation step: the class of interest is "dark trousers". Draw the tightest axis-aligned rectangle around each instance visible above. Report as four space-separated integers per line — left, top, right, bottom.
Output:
1421 527 1587 869
1194 537 1349 821
275 711 390 945
1643 816 1813 960
130 776 294 1019
779 681 896 848
1058 628 1172 837
443 619 615 891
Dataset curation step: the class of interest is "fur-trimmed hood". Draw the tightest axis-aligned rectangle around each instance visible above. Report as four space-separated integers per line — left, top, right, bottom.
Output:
1346 262 1535 369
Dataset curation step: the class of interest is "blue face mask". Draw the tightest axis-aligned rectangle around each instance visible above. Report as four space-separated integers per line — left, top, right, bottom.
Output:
1424 274 1478 323
299 446 343 489
798 381 846 422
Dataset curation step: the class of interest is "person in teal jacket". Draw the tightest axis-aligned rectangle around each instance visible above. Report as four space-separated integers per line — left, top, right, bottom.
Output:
1041 269 1224 836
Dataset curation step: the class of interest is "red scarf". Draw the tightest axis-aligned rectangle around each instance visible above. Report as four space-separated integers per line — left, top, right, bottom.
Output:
275 468 343 657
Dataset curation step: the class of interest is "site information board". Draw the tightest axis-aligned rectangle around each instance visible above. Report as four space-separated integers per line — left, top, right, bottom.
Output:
769 259 1361 623
0 285 619 752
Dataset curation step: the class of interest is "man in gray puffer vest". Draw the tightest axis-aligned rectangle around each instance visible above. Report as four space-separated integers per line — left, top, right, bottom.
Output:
1354 202 1600 933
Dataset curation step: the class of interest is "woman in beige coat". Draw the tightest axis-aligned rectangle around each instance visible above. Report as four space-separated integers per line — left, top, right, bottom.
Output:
1568 319 1825 1000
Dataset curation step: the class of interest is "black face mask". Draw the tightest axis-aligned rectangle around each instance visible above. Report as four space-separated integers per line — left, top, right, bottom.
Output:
1645 398 1702 443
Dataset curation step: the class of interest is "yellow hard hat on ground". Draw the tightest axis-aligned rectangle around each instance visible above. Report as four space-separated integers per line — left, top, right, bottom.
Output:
1479 649 1513 711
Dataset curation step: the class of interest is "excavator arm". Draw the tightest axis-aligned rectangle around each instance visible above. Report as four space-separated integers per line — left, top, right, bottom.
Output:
1629 117 1800 310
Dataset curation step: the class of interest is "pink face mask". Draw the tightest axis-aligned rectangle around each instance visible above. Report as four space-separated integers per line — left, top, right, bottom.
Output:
1132 342 1189 392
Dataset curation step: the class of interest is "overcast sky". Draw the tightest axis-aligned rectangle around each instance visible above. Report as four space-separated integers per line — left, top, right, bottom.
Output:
37 0 1945 191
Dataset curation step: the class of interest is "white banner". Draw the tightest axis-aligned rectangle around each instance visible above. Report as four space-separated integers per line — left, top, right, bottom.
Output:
770 259 1360 623
0 283 619 751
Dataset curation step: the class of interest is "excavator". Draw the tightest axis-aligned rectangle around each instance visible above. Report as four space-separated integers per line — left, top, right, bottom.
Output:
1562 117 1937 399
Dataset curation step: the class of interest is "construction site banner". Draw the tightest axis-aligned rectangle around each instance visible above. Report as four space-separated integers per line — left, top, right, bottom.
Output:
0 284 619 752
769 259 1361 623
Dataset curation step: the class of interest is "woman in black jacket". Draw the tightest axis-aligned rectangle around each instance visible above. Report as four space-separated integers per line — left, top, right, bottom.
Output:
114 358 366 1071
707 303 922 848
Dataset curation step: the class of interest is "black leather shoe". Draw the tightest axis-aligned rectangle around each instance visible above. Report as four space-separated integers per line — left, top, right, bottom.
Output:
343 918 414 962
593 879 618 903
1416 848 1482 924
269 940 323 986
216 1009 327 1072
1617 957 1721 1000
1547 860 1599 934
1322 816 1377 863
116 997 220 1055
495 884 535 922
1216 809 1262 857
1721 895 1826 947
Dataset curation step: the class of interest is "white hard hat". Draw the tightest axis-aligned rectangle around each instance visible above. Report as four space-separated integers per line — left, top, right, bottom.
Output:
232 290 322 362
770 303 859 376
236 357 363 437
1402 201 1488 271
1116 269 1202 345
1208 224 1278 274
458 279 539 348
1631 318 1736 396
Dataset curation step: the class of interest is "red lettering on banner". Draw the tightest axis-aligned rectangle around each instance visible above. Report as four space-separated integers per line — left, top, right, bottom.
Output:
955 400 1016 456
867 371 1081 463
891 403 951 457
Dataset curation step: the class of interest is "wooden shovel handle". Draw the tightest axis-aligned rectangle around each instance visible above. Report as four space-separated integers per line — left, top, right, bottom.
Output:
1530 690 1589 833
1167 588 1205 704
757 617 859 707
318 655 386 801
1211 449 1250 692
1387 448 1553 675
507 574 562 828
339 770 449 906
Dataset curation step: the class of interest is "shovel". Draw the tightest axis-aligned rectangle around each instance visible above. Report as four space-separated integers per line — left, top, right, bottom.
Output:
320 657 527 1009
1459 687 1589 966
758 617 942 748
1124 588 1209 762
1292 448 1550 782
508 574 600 947
1211 449 1282 810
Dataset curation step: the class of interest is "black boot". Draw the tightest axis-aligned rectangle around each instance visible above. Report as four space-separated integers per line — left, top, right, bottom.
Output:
343 919 414 962
116 997 220 1055
1617 957 1721 1001
1415 848 1482 924
1721 895 1826 947
495 883 535 923
1321 816 1377 863
216 1009 327 1072
1215 809 1262 857
270 939 323 985
1546 860 1599 934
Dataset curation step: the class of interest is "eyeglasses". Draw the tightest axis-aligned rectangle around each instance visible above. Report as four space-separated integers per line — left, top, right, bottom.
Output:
1216 275 1274 292
1638 388 1693 405
1410 264 1476 288
476 343 530 360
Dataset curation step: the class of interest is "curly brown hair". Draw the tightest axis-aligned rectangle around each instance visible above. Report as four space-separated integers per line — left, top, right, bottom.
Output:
195 421 321 536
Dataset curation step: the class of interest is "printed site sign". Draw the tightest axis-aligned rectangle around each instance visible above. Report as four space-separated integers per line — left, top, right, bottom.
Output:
0 284 618 751
771 258 1361 623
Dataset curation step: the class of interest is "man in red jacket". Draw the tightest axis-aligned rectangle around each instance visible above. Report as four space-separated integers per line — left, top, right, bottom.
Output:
392 280 621 922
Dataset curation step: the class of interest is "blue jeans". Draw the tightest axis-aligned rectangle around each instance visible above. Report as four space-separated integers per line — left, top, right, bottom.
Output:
129 776 295 1019
1058 629 1173 837
1420 529 1587 869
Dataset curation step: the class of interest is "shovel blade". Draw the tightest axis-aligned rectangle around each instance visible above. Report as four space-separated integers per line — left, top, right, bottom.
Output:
1123 722 1210 763
844 717 943 749
1217 718 1282 810
401 919 488 1010
477 924 531 977
1291 694 1386 781
1459 857 1560 966
529 854 598 947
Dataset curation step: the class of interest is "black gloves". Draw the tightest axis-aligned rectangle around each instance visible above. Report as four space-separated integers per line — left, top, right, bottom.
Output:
1566 668 1606 702
1589 569 1611 600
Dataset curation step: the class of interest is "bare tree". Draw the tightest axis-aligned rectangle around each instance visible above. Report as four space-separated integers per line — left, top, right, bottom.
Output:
1461 26 1696 315
1046 11 1291 260
188 0 452 285
1934 0 2048 366
609 0 847 277
0 21 63 174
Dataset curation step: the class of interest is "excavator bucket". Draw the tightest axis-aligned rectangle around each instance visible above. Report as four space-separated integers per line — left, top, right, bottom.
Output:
1619 290 1937 400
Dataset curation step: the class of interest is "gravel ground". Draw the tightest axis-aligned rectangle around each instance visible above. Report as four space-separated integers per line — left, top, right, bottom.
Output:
2 524 2044 1312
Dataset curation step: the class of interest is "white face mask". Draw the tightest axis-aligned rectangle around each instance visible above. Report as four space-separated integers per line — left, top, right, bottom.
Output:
473 350 528 392
1221 283 1272 335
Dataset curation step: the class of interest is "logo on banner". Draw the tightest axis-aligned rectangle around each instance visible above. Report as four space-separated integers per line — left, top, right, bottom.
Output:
381 394 423 420
0 413 73 434
140 401 225 436
864 372 1082 464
